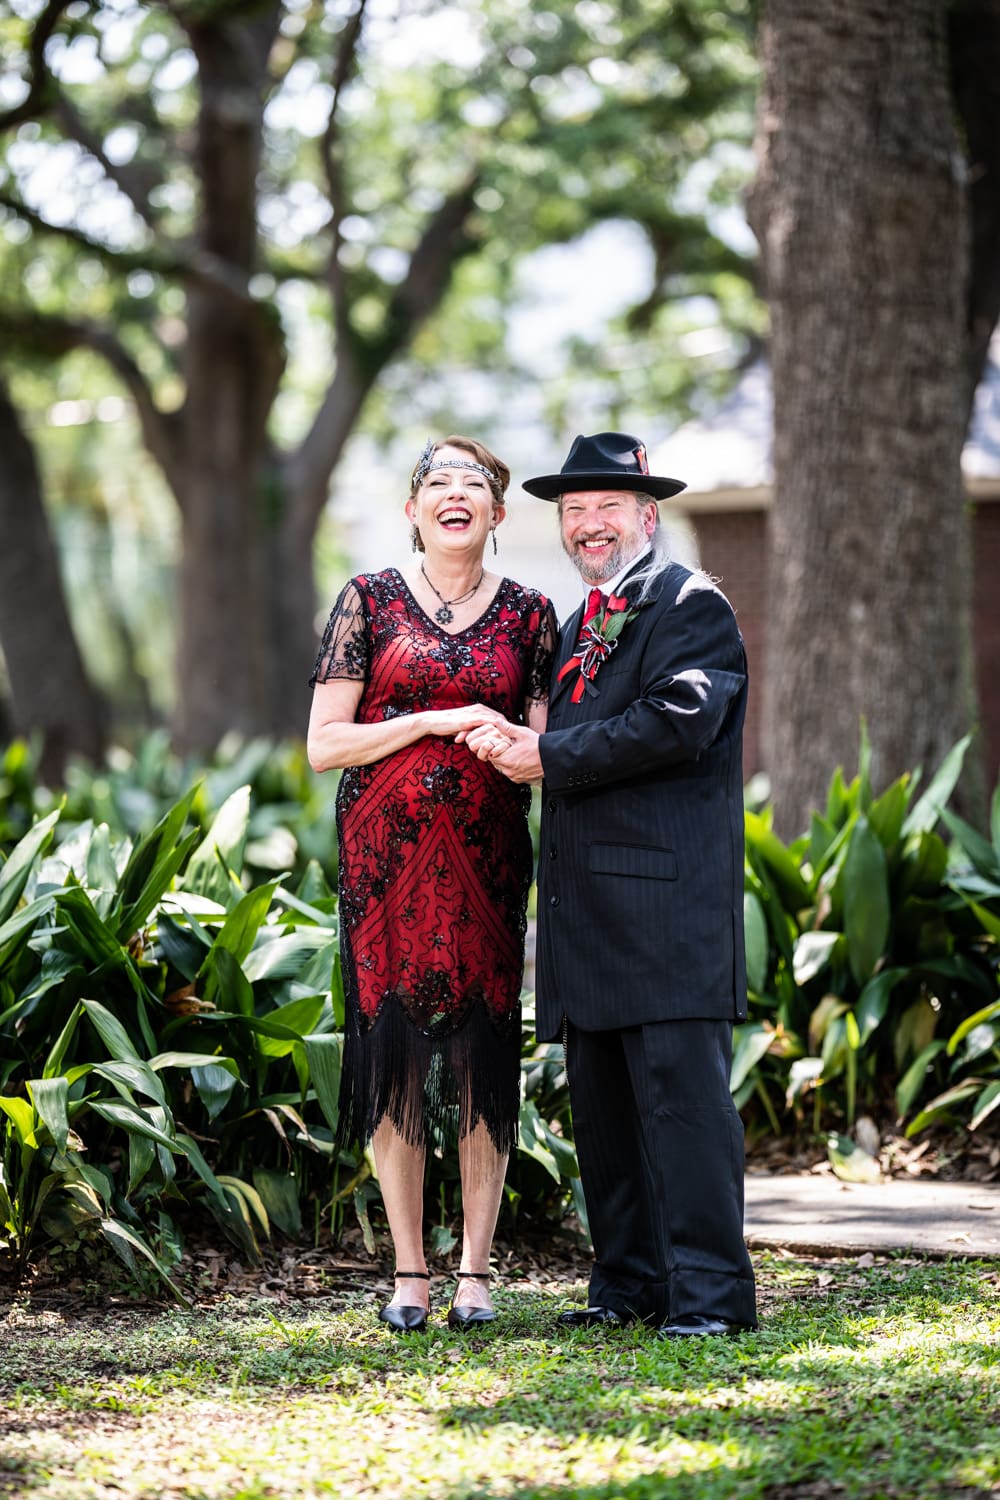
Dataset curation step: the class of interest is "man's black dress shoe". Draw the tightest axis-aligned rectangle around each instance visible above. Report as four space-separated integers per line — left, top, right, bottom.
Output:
447 1270 496 1331
378 1271 430 1334
657 1315 747 1338
557 1305 629 1329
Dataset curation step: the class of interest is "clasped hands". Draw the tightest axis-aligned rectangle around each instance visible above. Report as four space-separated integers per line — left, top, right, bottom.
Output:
435 704 543 785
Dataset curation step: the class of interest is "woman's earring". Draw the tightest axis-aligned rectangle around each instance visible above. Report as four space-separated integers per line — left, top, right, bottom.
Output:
491 528 497 556
410 524 421 553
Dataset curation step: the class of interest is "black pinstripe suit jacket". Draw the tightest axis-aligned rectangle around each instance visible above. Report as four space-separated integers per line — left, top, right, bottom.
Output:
534 558 748 1041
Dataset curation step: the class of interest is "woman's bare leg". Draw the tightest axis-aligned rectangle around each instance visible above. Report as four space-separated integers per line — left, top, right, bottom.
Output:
372 1117 429 1310
454 1121 508 1310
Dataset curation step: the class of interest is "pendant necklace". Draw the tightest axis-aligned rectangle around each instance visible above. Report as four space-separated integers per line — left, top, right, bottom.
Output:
420 562 485 625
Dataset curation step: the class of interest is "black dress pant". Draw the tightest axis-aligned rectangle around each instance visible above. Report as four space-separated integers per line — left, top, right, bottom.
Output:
566 1016 757 1328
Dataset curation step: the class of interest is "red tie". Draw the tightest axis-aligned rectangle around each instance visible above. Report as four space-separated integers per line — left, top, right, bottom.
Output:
559 588 606 703
582 587 604 630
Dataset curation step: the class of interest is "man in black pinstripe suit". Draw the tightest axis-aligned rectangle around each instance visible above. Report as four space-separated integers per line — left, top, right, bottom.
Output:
466 432 757 1337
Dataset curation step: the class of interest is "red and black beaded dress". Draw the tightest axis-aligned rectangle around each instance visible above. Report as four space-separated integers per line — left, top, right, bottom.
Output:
310 568 557 1153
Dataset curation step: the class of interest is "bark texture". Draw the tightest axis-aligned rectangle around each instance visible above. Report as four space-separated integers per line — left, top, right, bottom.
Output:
748 1 979 834
174 6 286 748
0 376 105 773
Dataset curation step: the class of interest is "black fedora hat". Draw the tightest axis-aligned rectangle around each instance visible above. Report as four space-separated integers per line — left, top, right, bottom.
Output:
522 431 686 502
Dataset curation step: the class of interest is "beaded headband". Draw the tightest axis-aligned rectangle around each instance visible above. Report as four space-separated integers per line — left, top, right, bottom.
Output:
412 438 497 489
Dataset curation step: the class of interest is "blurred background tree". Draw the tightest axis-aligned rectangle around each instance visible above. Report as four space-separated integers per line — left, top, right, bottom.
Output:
0 370 107 774
0 0 759 765
749 0 1000 833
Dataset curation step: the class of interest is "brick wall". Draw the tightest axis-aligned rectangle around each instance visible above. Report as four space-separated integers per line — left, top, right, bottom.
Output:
691 509 768 778
973 501 1000 788
690 500 1000 790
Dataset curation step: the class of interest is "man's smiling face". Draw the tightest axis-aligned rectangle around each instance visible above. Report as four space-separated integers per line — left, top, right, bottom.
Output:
559 490 657 584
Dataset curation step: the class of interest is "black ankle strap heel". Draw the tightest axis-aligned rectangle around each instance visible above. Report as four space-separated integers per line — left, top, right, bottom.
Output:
378 1270 430 1335
448 1271 496 1331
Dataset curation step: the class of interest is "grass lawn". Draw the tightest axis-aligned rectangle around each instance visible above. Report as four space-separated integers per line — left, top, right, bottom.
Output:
1 1252 998 1500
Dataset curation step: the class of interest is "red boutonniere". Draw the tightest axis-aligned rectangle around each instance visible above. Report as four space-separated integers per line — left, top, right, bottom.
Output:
557 590 639 703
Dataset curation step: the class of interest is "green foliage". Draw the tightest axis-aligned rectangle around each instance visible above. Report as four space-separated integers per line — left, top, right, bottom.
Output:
907 778 1000 1137
1 0 760 410
740 729 1000 1147
0 732 340 889
0 779 345 1294
3 727 999 1297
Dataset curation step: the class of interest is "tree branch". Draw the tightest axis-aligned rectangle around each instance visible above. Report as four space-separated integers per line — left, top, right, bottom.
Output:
0 190 262 309
322 0 369 333
53 94 162 231
0 0 73 133
0 310 186 500
387 172 482 328
288 173 481 521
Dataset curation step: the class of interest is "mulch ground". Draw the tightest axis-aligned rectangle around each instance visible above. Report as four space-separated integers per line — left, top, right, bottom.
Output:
745 1119 1000 1183
1 1122 997 1319
0 1222 594 1320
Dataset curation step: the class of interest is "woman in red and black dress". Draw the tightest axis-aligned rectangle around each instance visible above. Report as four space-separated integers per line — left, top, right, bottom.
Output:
307 436 556 1332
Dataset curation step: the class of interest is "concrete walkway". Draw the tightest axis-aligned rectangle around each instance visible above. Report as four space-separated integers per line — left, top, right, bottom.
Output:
744 1172 1000 1257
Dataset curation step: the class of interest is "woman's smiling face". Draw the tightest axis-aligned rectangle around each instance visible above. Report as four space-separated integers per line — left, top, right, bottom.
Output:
407 444 504 555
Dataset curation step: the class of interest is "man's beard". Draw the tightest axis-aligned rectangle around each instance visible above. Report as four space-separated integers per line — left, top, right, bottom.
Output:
563 530 646 585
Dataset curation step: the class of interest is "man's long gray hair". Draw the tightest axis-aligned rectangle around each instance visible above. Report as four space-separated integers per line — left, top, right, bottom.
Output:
623 496 674 606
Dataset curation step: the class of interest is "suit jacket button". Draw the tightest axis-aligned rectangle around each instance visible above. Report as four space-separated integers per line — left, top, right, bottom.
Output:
549 895 560 907
549 847 557 859
547 798 557 812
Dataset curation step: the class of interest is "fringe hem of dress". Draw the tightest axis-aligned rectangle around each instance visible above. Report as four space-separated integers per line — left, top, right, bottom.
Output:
336 989 521 1157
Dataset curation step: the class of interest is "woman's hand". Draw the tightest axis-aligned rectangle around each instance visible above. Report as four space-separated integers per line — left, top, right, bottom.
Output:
308 689 509 771
427 704 507 738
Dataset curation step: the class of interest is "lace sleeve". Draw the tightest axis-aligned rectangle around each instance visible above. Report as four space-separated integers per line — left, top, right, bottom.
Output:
309 579 371 687
526 598 559 704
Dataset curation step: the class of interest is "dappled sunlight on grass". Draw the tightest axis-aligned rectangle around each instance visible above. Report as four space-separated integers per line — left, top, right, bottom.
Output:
2 1257 999 1499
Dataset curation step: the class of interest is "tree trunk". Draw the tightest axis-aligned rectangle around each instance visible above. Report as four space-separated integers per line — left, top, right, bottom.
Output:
0 376 105 773
748 1 979 835
174 291 285 750
172 8 285 752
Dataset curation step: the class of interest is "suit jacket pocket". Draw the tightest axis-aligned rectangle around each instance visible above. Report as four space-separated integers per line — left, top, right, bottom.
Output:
588 841 678 881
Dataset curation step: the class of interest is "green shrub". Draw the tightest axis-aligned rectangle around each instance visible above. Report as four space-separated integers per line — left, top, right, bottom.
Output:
739 730 1000 1145
904 780 1000 1137
0 732 340 889
0 786 346 1294
3 728 998 1296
